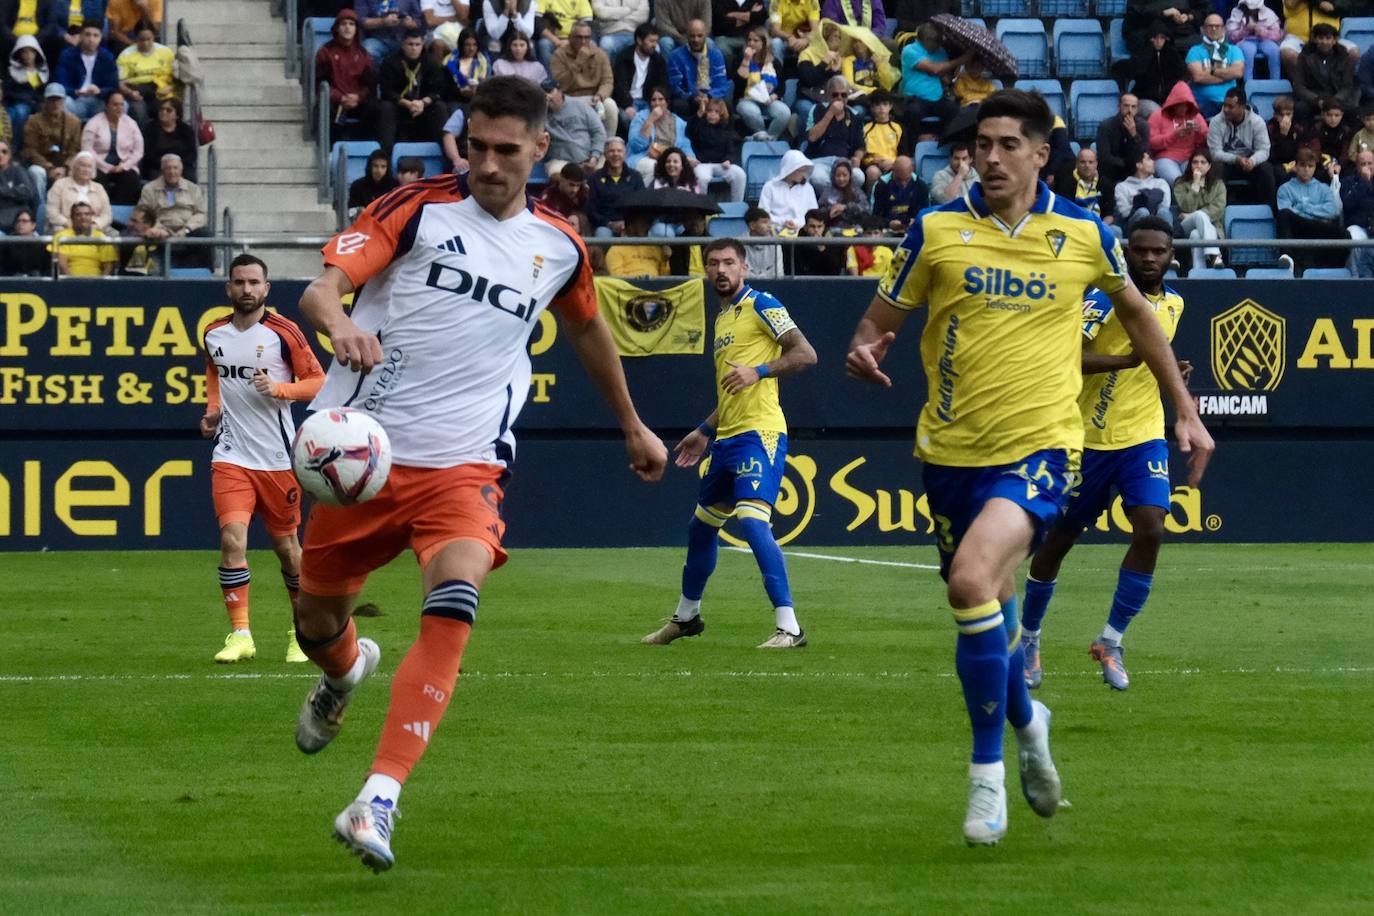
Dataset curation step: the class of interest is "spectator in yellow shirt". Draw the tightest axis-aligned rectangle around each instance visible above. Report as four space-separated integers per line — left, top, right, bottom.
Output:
769 0 820 60
50 201 118 276
117 21 177 124
604 211 670 276
953 60 996 110
861 90 901 184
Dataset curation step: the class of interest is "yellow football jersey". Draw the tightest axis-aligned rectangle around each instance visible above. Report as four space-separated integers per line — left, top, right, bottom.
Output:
714 285 796 438
877 181 1128 467
1079 285 1184 449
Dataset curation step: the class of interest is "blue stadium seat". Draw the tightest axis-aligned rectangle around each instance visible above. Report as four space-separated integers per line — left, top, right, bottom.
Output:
708 216 749 237
960 0 978 16
1246 79 1292 121
1107 18 1127 64
110 204 134 226
982 0 1032 16
1014 79 1065 120
1053 19 1105 78
170 267 215 278
333 140 381 189
391 142 444 178
1245 267 1294 279
717 201 749 218
1095 0 1126 16
529 160 548 185
1070 79 1119 142
1041 0 1088 15
1070 140 1080 156
1341 17 1374 54
1302 267 1353 278
1188 267 1238 278
745 154 784 200
1224 204 1278 266
742 139 790 172
303 16 334 63
913 140 949 187
996 20 1049 80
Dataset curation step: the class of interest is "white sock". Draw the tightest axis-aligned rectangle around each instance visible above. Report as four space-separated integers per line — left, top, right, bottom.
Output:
1023 627 1040 637
969 760 1005 783
673 596 701 621
324 647 369 691
774 605 800 635
232 628 251 638
1101 624 1125 645
358 773 402 807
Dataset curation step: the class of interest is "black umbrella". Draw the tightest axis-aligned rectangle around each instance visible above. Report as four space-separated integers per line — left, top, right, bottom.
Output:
932 13 1018 81
620 188 722 217
939 104 981 143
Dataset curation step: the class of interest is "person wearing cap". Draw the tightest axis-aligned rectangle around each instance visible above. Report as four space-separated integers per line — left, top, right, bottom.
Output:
54 20 118 121
1123 0 1206 57
22 82 82 224
542 78 607 178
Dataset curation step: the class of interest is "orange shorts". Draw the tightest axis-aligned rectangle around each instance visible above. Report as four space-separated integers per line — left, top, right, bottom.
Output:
300 463 508 596
211 463 302 536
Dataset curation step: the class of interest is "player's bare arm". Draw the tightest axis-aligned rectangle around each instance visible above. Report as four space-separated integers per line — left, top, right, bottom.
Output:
562 313 669 482
199 411 220 438
1108 284 1215 484
722 327 817 394
299 265 384 373
675 409 719 468
1081 335 1141 375
846 296 911 387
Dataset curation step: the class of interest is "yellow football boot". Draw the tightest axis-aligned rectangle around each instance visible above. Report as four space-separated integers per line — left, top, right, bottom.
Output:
213 632 257 663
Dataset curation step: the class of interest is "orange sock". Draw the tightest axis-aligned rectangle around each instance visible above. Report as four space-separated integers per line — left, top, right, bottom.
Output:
371 615 472 783
218 566 251 631
300 617 361 680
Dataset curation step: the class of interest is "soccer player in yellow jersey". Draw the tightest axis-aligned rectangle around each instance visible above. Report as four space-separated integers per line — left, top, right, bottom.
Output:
846 91 1214 846
1020 217 1192 692
643 238 818 648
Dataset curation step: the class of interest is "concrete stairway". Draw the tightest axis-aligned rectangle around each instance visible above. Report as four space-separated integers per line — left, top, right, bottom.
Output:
178 0 333 278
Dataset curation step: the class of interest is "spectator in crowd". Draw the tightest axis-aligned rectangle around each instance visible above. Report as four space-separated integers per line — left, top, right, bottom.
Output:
478 0 535 56
758 147 816 232
115 20 175 126
1314 96 1355 166
54 20 116 121
845 214 890 276
686 95 746 200
137 151 209 266
104 1 166 53
1293 23 1360 124
952 59 995 111
445 28 492 109
552 19 618 138
649 144 702 192
1267 94 1315 186
889 0 955 47
900 22 968 140
81 89 142 204
843 30 885 100
39 0 103 69
627 84 691 179
117 203 161 276
348 149 398 218
1359 43 1374 105
1127 22 1189 117
544 77 606 176
395 155 425 182
860 89 899 185
611 22 665 131
1208 86 1274 204
0 83 12 146
822 0 883 46
603 209 669 276
1096 93 1150 209
1173 148 1225 270
0 136 37 230
588 135 644 236
1277 145 1347 272
1278 0 1351 73
440 103 467 170
594 0 649 59
1123 1 1204 57
1348 105 1374 161
47 150 111 232
817 156 867 230
315 9 383 144
24 83 80 203
1115 149 1172 227
712 0 767 70
871 154 926 232
743 204 783 277
1055 146 1105 220
421 0 467 32
797 19 844 109
1148 80 1208 186
735 26 788 140
539 160 591 233
668 208 707 275
378 29 449 150
493 31 547 83
139 96 194 181
1 208 49 275
5 36 48 144
667 18 729 117
50 200 116 276
1186 14 1243 120
791 207 845 276
535 0 593 70
1341 146 1374 238
1226 0 1282 85
803 74 864 191
930 140 976 204
769 0 819 61
1041 114 1075 183
357 0 423 68
656 0 711 61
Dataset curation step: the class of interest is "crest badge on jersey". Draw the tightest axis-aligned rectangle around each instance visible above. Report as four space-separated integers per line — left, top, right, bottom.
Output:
959 230 974 244
1045 229 1067 259
532 254 544 281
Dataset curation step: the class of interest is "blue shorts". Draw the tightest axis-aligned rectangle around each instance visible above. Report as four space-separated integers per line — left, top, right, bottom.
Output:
1061 439 1171 530
698 430 788 508
922 448 1078 581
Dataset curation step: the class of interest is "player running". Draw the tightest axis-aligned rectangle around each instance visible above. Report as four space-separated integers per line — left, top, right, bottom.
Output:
291 75 668 873
845 90 1214 846
200 253 324 664
642 239 817 649
1020 217 1192 692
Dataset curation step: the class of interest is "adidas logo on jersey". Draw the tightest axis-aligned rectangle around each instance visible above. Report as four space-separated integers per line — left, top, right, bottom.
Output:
403 720 433 742
436 234 466 254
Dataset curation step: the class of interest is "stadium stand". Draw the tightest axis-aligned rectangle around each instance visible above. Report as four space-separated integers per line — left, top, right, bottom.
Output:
1015 79 1066 121
1225 205 1280 267
1069 80 1119 142
1302 267 1353 278
1188 267 1239 279
1246 80 1293 122
996 20 1050 80
390 142 445 178
1341 18 1374 53
1052 19 1106 79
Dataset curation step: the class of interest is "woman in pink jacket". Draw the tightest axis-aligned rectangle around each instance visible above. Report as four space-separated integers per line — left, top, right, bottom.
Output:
1227 0 1283 85
1148 81 1209 187
80 91 145 206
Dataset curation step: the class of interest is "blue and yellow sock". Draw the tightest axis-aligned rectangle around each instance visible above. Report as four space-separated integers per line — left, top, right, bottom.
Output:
953 600 1008 764
680 513 723 604
1002 595 1033 730
1105 567 1153 642
1021 575 1056 633
738 513 792 610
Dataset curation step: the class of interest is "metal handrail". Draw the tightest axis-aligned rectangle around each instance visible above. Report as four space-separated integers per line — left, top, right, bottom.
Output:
206 143 218 236
285 0 299 79
304 45 319 140
317 81 332 201
334 150 349 228
162 0 171 44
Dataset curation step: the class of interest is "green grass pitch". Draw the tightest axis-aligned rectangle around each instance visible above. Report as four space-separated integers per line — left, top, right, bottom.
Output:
4 544 1372 915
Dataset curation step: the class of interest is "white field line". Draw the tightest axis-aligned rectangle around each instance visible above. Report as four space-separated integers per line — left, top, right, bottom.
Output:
724 546 941 570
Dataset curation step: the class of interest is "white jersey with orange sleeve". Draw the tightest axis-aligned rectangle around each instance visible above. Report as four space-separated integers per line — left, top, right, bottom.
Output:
204 311 326 471
310 173 597 469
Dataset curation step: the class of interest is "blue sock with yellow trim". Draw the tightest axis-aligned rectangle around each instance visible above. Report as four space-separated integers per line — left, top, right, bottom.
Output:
1021 576 1056 634
1002 595 1033 730
738 515 793 610
953 600 1008 764
680 516 719 603
1105 568 1153 642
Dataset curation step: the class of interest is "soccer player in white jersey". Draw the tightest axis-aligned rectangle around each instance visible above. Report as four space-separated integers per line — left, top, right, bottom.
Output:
200 254 324 664
846 90 1214 845
289 75 669 872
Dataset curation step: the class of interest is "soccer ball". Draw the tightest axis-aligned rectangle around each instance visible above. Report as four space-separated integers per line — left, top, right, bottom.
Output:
291 408 392 506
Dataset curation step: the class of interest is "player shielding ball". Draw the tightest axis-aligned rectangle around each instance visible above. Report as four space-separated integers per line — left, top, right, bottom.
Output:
291 75 667 872
200 254 324 664
846 90 1214 846
642 239 817 649
1021 217 1192 692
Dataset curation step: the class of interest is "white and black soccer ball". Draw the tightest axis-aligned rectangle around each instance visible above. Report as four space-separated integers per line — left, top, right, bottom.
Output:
291 408 392 506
